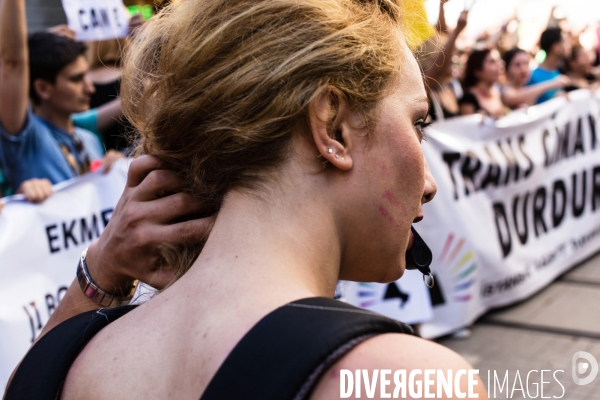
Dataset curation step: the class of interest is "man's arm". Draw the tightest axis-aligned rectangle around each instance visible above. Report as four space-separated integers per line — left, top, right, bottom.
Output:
501 76 571 108
0 0 29 135
436 0 448 34
36 155 215 341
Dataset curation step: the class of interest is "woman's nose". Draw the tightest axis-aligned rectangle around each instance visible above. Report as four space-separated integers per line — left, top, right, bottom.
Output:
422 158 437 204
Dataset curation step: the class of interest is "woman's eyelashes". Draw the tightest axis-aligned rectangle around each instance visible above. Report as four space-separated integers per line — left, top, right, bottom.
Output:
414 120 431 142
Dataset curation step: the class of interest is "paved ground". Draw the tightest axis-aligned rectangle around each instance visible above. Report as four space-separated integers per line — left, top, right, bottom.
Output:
437 253 600 400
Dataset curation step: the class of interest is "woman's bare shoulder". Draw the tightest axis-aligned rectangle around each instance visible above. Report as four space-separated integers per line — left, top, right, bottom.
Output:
310 332 489 400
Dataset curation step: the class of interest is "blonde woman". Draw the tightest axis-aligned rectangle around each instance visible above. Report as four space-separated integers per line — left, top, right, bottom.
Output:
7 0 487 398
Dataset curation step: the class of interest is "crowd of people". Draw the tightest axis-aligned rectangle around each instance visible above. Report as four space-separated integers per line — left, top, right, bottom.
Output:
0 1 598 209
422 2 600 121
0 2 142 209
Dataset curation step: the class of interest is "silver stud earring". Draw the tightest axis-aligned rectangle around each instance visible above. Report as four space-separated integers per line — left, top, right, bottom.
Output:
335 154 339 159
327 148 333 154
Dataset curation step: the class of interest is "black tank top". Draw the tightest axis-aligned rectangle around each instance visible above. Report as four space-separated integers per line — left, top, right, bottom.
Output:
5 297 415 400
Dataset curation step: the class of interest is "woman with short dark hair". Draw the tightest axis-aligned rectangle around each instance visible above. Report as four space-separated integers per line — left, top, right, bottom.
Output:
459 48 507 118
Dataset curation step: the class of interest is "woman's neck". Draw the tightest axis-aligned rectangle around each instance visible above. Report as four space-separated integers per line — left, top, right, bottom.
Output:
178 172 341 305
474 80 494 95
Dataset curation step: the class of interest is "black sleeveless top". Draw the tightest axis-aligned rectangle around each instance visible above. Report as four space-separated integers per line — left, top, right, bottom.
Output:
5 297 415 400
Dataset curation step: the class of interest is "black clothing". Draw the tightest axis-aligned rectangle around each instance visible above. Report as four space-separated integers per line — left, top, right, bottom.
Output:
6 297 415 400
458 91 484 114
90 80 120 110
429 88 460 121
90 79 132 152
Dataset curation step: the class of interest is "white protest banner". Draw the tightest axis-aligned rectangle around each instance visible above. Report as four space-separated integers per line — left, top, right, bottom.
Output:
339 269 433 325
0 160 128 391
61 0 129 42
418 89 600 338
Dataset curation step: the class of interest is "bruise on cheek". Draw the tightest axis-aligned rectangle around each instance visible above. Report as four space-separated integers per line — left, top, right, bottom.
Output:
378 204 400 227
382 190 407 220
382 190 400 206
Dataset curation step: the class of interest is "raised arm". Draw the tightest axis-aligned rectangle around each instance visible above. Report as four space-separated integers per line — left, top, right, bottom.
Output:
424 11 468 85
436 0 449 34
502 75 570 108
0 0 29 135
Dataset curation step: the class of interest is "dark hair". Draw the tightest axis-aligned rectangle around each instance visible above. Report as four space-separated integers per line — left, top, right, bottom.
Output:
462 49 491 89
27 32 87 104
539 28 563 54
565 45 586 73
502 47 527 71
569 45 585 62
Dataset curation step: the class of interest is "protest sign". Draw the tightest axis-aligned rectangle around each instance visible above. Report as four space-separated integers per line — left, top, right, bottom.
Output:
340 269 434 325
419 90 600 338
3 90 600 389
61 0 129 41
0 160 128 390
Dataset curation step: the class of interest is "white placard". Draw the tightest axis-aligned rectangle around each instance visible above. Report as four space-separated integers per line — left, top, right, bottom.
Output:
0 160 128 390
419 89 600 338
61 0 129 42
339 269 434 325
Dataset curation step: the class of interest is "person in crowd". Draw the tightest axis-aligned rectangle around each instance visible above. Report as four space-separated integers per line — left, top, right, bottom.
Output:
86 39 127 151
459 48 507 118
87 39 123 108
6 0 487 398
422 5 468 121
527 27 569 104
501 47 571 109
41 25 126 152
564 45 600 90
0 0 122 193
83 15 144 152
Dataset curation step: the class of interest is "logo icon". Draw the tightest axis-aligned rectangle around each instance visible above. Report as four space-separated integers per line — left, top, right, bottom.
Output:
355 282 410 308
572 351 598 385
438 233 477 302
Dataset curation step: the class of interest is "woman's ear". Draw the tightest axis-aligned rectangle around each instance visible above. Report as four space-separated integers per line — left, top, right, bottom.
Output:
308 88 355 171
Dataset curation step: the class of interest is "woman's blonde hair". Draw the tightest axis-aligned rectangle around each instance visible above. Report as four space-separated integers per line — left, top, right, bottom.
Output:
121 0 409 280
87 38 125 68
